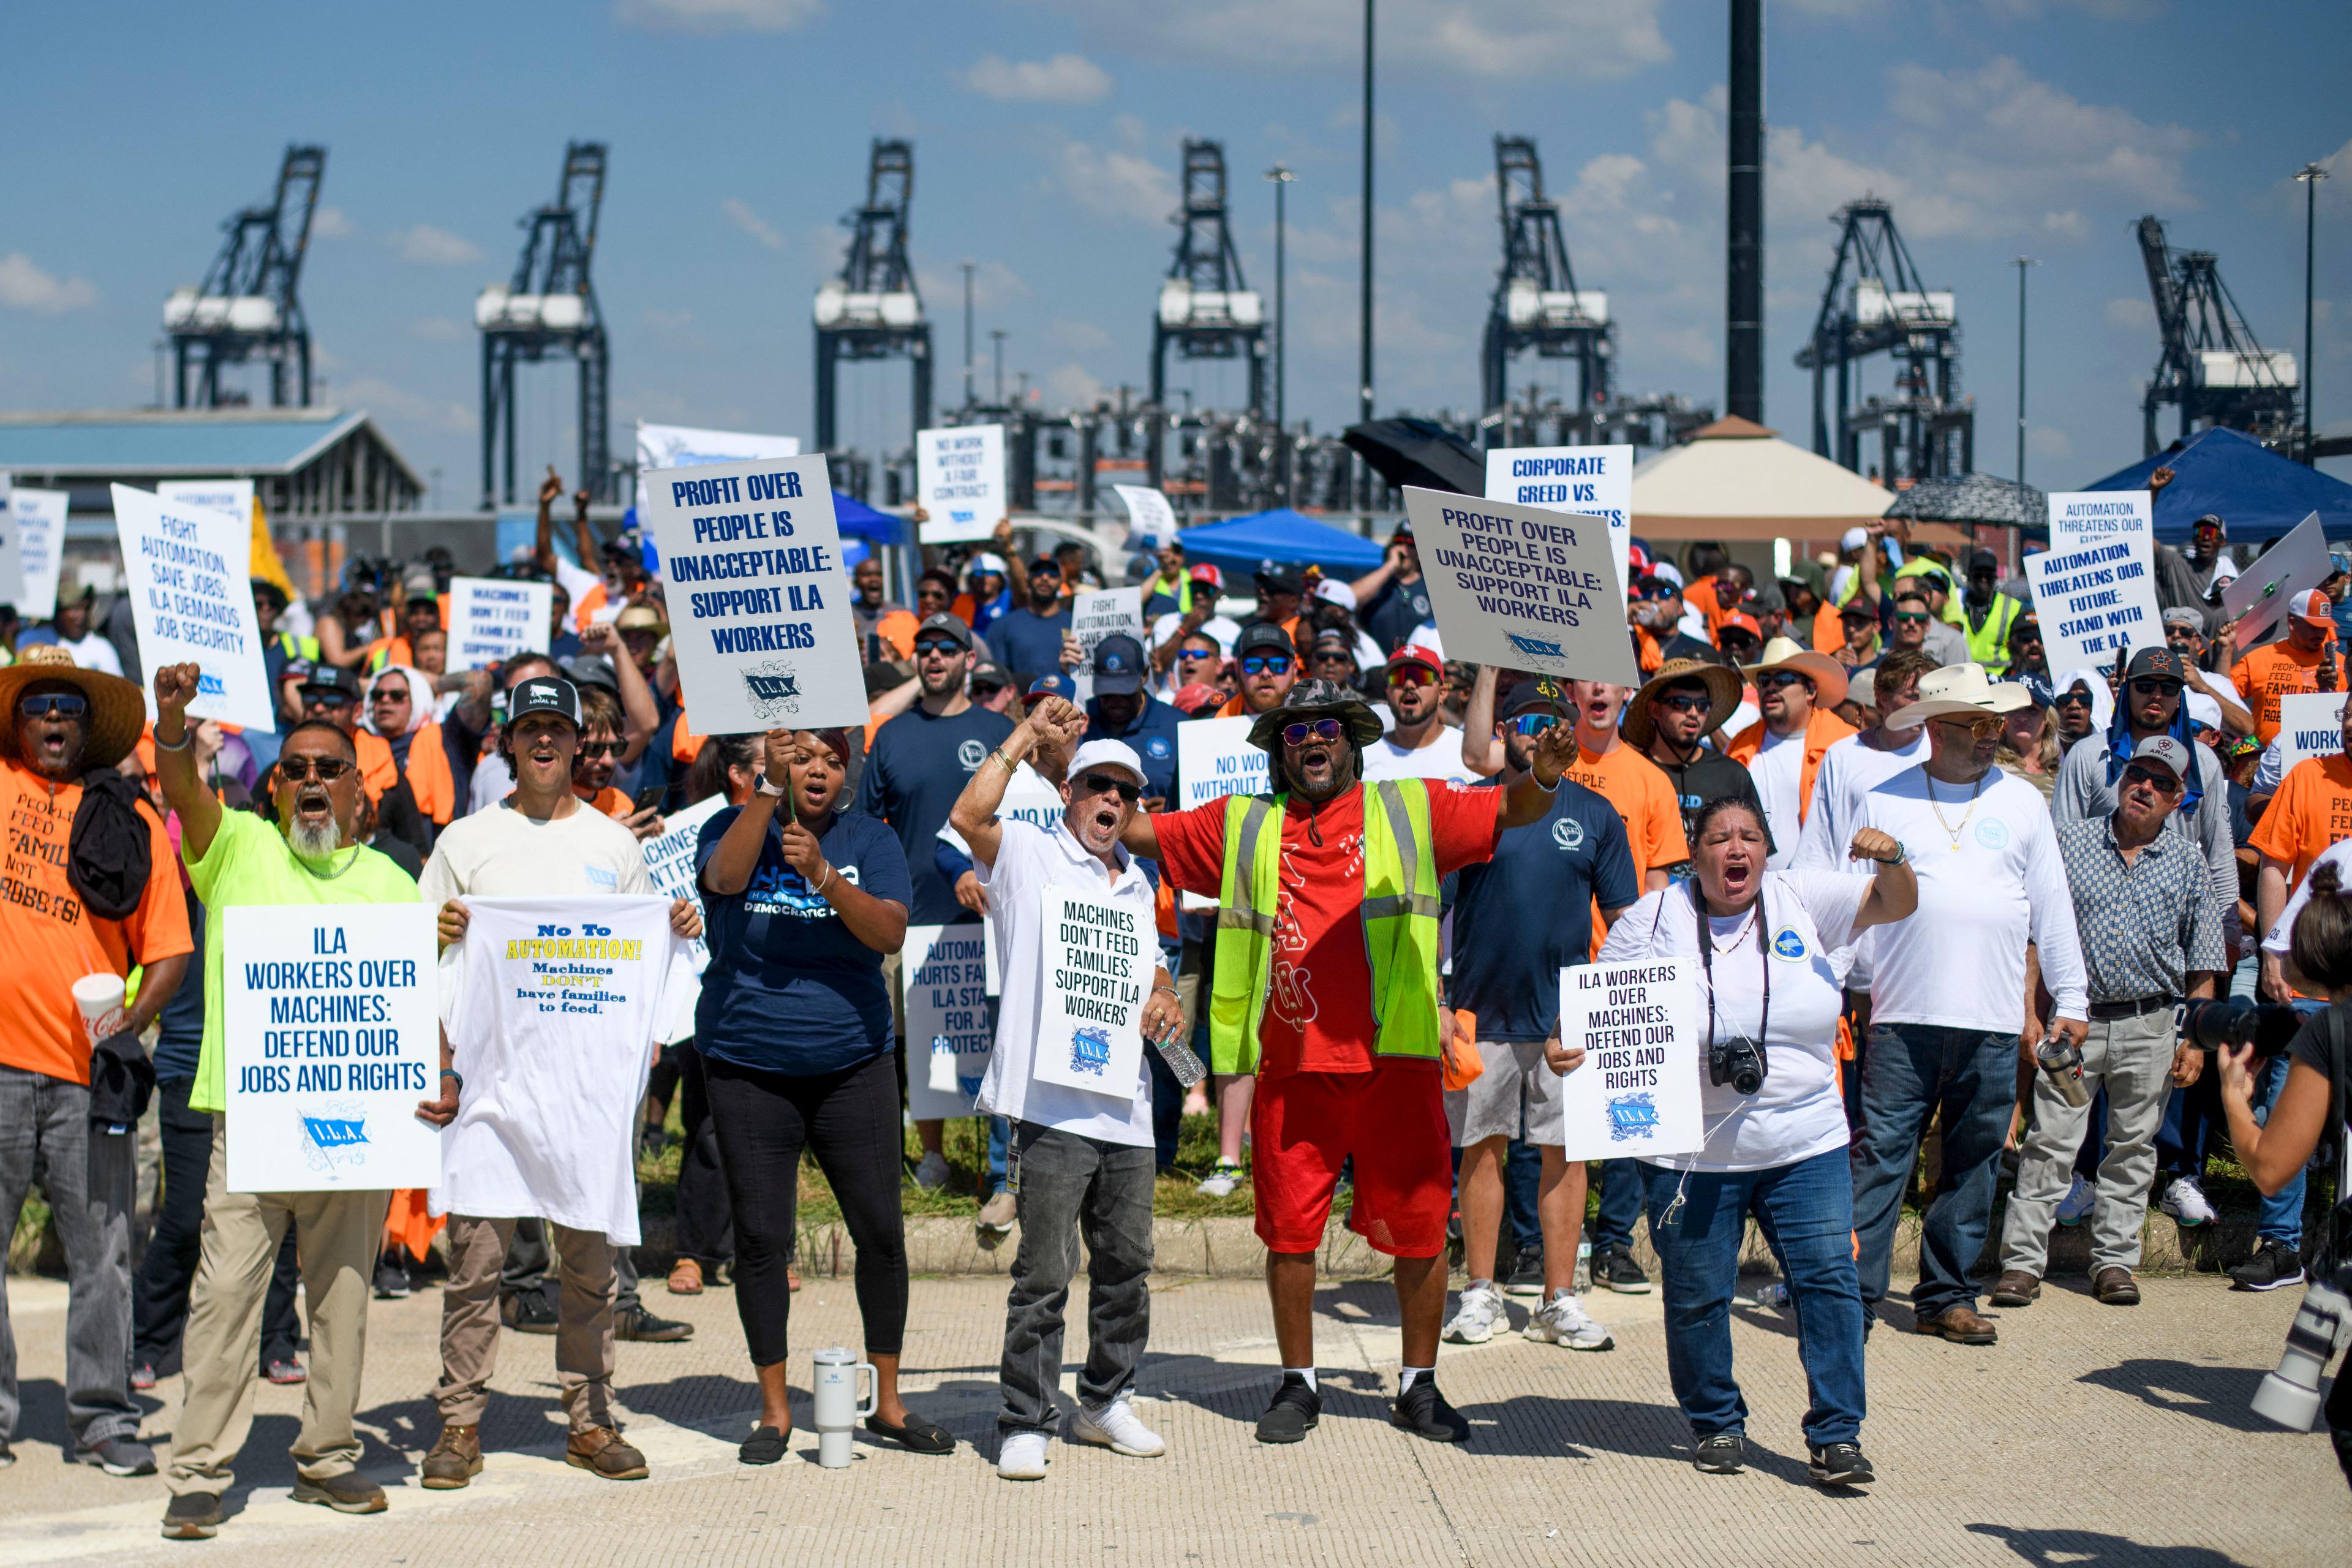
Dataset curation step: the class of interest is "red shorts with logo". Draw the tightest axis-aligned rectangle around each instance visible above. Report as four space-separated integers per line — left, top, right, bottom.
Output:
1250 1065 1452 1257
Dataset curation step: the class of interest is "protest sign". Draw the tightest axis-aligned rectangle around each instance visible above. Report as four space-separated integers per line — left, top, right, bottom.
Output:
2222 511 2332 652
111 483 274 729
1174 716 1267 911
1030 887 1148 1095
2272 692 2347 776
2046 489 2152 560
223 903 440 1193
447 576 552 670
0 475 19 608
1483 445 1634 606
2024 538 2164 669
1113 484 1176 543
639 455 863 733
1402 486 1635 685
157 478 255 526
902 923 994 1119
1068 586 1145 701
1556 959 1702 1162
916 424 1007 543
636 421 801 513
937 767 1062 995
9 487 66 616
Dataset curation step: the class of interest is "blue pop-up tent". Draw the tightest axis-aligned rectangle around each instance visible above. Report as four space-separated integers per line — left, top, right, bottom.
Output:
1176 508 1386 578
2081 428 2352 545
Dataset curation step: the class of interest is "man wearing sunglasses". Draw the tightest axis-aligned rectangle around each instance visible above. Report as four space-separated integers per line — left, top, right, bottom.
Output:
1363 644 1476 784
1127 679 1577 1447
2159 608 2252 737
151 662 425 1538
1891 561 1969 666
983 555 1079 687
1726 639 1857 872
1623 657 1763 873
1212 623 1300 720
1882 590 1939 661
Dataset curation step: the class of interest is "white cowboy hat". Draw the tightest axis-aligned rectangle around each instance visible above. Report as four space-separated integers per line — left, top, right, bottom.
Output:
1882 662 2034 729
1738 635 1849 710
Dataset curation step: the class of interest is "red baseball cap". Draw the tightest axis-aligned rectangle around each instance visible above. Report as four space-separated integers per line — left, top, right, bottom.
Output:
1387 643 1444 676
1717 612 1762 641
1188 562 1223 589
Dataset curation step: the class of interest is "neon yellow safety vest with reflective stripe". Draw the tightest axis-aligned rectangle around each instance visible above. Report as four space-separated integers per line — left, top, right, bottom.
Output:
1206 778 1444 1076
1964 593 2022 671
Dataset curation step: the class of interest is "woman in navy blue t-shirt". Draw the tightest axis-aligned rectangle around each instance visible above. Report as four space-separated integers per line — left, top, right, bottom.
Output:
696 726 951 1464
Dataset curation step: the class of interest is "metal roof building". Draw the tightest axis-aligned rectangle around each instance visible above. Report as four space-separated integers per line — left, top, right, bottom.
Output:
0 407 424 527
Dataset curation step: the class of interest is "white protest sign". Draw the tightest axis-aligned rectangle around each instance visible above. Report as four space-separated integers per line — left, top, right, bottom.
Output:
639 455 864 733
111 483 274 729
916 424 1006 543
1113 484 1177 542
223 902 440 1193
1068 586 1145 702
447 576 552 670
2222 511 2332 652
1556 959 1703 1162
2272 692 2347 776
10 488 66 617
643 791 727 974
1484 445 1634 606
1173 715 1267 910
937 767 1063 995
635 421 801 507
2024 538 2164 669
0 475 19 608
1403 486 1635 685
2046 489 2152 561
902 923 994 1119
1030 886 1148 1096
157 478 255 527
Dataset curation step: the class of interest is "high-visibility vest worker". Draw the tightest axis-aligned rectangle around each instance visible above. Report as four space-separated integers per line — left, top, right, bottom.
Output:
1964 592 2024 672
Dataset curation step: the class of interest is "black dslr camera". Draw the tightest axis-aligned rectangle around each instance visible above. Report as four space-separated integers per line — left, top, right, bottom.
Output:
1709 1033 1768 1096
2178 1000 2304 1058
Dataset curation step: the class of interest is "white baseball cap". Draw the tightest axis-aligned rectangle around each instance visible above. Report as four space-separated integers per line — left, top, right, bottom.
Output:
1841 526 1870 551
1068 738 1146 786
1313 578 1359 610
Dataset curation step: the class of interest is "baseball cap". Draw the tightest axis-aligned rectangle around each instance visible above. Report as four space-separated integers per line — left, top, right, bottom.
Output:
401 564 439 598
1967 548 1999 575
562 654 621 698
2192 513 2227 535
1312 578 1358 611
1717 611 1763 641
1091 633 1147 696
914 611 975 650
1027 554 1061 576
1026 671 1076 701
971 552 1008 576
1188 562 1223 590
1068 738 1146 786
1500 677 1570 720
967 659 1011 692
1841 526 1870 552
2128 734 2193 781
2161 606 2204 631
1388 642 1444 676
1253 561 1305 597
2124 646 2192 685
1839 597 1878 621
1234 622 1297 662
505 674 582 731
298 665 361 701
1310 626 1355 655
2291 589 2334 627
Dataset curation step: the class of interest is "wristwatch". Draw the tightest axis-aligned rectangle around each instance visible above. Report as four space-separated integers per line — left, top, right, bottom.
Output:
755 776 787 799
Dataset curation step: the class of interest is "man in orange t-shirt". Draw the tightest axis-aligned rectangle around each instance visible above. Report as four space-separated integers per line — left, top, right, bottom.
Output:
2229 590 2339 744
0 649 194 1474
2250 693 2352 1000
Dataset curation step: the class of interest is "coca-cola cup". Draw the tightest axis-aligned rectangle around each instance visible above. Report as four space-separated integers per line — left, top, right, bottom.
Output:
73 973 129 1044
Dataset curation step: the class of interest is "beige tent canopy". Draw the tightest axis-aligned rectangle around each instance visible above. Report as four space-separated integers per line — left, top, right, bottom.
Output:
1630 416 1962 548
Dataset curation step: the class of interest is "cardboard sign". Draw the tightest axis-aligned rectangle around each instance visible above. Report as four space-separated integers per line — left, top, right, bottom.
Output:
1483 445 1634 606
111 483 274 729
1556 959 1703 1163
2024 538 2164 669
2272 691 2348 776
901 922 994 1119
9 486 66 616
223 903 440 1193
1403 485 1635 685
2046 489 2152 561
2223 511 2332 653
1029 887 1148 1096
916 424 1007 543
1113 484 1176 543
639 455 863 733
447 576 552 671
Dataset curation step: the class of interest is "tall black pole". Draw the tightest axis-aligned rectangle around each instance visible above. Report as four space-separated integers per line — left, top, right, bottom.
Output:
961 260 976 407
1359 0 1375 507
2015 256 2037 484
1726 0 1765 423
2298 162 2328 464
1267 166 1294 435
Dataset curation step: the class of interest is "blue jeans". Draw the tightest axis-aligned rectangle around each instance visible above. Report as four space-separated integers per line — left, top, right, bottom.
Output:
2255 1049 2307 1250
1589 1158 1644 1254
1850 1023 2018 1320
1640 1150 1866 1447
1504 1139 1542 1257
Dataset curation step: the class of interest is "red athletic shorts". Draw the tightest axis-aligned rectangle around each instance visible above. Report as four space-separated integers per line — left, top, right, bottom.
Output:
1251 1065 1452 1257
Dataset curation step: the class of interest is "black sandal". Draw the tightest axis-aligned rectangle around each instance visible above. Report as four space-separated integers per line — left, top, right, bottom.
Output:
739 1424 789 1465
864 1412 955 1455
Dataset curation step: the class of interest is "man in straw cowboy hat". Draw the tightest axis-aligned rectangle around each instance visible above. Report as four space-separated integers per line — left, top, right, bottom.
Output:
1623 656 1766 873
0 647 193 1477
1724 638 1857 870
1845 663 2089 1347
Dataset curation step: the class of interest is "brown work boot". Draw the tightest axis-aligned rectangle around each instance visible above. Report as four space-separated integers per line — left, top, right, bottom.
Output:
667 1257 704 1295
1988 1271 2041 1308
2093 1266 2141 1306
420 1423 482 1490
1910 1303 1998 1344
566 1425 649 1480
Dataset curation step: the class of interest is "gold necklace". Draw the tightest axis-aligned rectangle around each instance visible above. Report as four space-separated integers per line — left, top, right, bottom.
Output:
1923 770 1988 852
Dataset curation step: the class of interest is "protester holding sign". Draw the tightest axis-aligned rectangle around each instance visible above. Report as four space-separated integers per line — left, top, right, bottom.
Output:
2229 589 2339 745
151 662 423 1540
948 703 1183 1481
1585 797 1916 1487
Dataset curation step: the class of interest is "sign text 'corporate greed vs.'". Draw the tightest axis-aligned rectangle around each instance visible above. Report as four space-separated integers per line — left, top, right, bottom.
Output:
1402 485 1637 685
640 455 863 733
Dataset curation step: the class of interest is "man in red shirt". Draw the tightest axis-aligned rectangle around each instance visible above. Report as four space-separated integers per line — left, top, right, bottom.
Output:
1125 679 1574 1446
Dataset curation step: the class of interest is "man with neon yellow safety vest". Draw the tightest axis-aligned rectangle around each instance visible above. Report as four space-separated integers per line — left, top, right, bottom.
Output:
1121 678 1577 1449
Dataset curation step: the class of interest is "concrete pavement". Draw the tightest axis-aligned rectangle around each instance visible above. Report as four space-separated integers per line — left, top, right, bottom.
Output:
0 1268 2340 1566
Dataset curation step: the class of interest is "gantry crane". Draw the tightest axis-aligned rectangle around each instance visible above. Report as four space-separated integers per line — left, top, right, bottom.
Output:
477 141 611 507
1795 198 1972 480
1480 135 1610 445
1150 140 1265 448
164 144 326 409
2136 214 2299 456
815 139 932 454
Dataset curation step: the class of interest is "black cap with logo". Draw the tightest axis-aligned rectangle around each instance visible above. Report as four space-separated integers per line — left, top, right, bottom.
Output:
505 674 583 731
1091 633 1147 696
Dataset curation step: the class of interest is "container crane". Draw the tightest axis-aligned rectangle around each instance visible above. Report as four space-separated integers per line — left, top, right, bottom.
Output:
1795 198 1972 480
164 144 326 409
815 139 932 455
1150 139 1265 456
1481 135 1610 446
2136 214 2299 456
477 141 610 507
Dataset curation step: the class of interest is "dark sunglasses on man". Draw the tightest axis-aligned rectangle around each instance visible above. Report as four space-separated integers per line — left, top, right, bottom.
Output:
968 679 1006 701
2122 763 2183 795
1757 670 1811 691
2128 677 2184 697
1280 718 1344 746
1387 666 1436 688
1076 771 1142 804
913 637 963 658
1653 692 1709 714
276 756 355 784
17 693 88 720
1507 712 1561 736
301 690 355 710
1240 654 1293 676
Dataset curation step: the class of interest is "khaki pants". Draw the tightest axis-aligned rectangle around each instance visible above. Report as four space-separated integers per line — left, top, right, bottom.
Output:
435 1213 616 1433
165 1121 388 1496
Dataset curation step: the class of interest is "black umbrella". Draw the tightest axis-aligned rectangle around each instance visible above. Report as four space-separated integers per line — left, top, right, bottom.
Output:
1880 473 2047 529
1342 419 1485 497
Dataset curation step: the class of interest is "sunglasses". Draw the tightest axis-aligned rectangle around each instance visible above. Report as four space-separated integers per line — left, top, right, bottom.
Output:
913 638 964 657
17 693 87 719
1077 771 1143 804
575 741 622 760
2128 677 2183 696
1934 714 2005 739
303 691 355 710
1177 646 1219 663
2054 690 2092 707
1508 712 1562 736
1891 611 1931 625
370 687 411 704
1387 667 1436 688
276 756 355 784
1281 718 1344 745
1241 655 1294 676
968 680 1005 699
1313 647 1355 664
1758 671 1811 691
2122 763 2183 795
1654 692 1710 714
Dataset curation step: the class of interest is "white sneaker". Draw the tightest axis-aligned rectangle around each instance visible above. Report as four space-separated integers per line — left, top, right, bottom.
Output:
976 1190 1017 1234
1442 1283 1506 1345
2159 1175 2217 1228
1070 1396 1166 1457
1525 1291 1615 1351
997 1430 1050 1480
913 1150 952 1191
1195 1159 1244 1198
2056 1175 2096 1226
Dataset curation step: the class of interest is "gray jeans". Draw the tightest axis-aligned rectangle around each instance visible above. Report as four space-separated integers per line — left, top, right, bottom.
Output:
0 1065 139 1451
2000 1008 2176 1275
998 1122 1155 1435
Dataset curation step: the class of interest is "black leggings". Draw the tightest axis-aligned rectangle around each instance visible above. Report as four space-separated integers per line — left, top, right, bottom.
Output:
704 1049 907 1366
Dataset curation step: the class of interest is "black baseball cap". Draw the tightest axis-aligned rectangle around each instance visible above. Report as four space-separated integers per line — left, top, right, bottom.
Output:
505 674 582 731
1253 561 1306 597
1091 633 1147 696
914 611 974 651
298 665 361 702
1501 677 1571 720
1234 622 1297 662
2124 646 2191 686
1967 548 1999 575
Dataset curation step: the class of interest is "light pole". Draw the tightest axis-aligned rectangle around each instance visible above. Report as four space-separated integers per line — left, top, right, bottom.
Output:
960 260 976 408
990 328 1006 406
2296 162 2328 464
2014 255 2038 484
1266 164 1296 501
1358 0 1374 511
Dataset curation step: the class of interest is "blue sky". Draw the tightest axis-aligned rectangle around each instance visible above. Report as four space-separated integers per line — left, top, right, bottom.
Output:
4 0 2348 506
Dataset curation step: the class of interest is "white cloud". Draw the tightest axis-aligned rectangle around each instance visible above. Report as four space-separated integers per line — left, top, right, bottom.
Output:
722 198 787 252
1044 363 1105 407
310 206 355 239
2027 424 2075 460
2105 296 2155 331
391 225 483 266
408 316 466 342
1983 0 2167 19
1059 140 1177 227
334 375 475 435
918 260 1030 312
0 254 98 314
1045 318 1114 353
615 0 822 31
964 53 1112 105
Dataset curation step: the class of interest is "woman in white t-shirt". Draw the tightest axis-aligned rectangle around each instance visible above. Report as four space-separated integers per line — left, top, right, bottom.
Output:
1572 796 1916 1488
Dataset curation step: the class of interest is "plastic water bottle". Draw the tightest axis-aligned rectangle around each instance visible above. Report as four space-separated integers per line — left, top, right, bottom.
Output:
1574 1242 1592 1293
1754 1280 1791 1308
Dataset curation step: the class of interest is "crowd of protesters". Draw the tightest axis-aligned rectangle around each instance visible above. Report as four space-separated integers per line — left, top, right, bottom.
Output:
1 452 2349 1525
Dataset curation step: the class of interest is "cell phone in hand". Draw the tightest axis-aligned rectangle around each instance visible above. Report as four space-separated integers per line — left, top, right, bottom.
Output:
631 785 665 813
